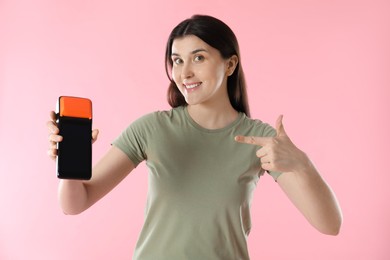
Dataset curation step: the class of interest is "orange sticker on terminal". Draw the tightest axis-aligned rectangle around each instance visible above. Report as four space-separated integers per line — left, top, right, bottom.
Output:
59 96 92 119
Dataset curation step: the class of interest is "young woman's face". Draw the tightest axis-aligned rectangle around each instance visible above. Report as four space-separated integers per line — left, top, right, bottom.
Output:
171 35 232 106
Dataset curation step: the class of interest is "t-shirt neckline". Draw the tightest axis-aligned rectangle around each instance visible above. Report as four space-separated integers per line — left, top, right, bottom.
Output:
182 106 244 133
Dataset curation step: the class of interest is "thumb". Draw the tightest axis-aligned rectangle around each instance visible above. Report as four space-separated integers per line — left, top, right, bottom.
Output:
92 129 99 144
276 115 287 137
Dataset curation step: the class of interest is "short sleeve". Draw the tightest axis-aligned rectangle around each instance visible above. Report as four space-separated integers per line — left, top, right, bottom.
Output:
111 116 149 167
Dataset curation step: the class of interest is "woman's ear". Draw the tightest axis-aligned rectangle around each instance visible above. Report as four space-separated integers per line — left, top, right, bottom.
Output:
226 55 238 76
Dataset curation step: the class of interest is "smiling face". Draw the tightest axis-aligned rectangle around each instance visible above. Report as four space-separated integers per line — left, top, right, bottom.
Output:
171 35 235 107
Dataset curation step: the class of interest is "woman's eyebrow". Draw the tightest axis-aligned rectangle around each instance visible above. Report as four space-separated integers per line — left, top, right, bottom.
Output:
191 48 207 54
171 48 208 56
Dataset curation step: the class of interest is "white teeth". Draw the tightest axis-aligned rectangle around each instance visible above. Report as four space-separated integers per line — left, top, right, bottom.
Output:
185 83 201 89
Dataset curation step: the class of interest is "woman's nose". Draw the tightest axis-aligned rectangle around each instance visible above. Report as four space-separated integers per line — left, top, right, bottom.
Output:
181 63 194 79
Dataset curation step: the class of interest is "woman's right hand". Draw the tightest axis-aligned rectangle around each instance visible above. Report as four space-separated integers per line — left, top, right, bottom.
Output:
46 111 99 161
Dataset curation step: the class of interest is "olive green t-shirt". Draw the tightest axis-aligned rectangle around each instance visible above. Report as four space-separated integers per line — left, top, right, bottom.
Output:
112 106 281 260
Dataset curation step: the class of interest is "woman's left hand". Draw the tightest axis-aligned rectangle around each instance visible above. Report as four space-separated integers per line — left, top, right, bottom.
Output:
235 115 309 173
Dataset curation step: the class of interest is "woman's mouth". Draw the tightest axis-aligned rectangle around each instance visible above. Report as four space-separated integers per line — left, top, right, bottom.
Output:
184 82 202 90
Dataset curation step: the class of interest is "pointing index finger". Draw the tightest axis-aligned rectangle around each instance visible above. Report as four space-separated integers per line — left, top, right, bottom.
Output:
234 135 271 146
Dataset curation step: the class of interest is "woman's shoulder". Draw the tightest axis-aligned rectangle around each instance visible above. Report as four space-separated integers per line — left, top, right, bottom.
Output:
240 114 276 137
129 106 185 127
138 106 184 121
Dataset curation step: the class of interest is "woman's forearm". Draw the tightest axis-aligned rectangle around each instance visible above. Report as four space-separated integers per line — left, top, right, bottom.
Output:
58 180 89 215
57 146 135 215
278 161 343 235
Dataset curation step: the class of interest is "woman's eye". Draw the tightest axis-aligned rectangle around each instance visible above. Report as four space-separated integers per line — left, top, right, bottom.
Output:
173 58 183 65
194 55 204 62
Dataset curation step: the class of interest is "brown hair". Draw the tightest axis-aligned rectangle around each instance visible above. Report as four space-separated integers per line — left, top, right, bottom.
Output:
165 15 250 117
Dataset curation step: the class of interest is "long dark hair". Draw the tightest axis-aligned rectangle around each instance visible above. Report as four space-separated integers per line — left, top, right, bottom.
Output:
165 14 250 117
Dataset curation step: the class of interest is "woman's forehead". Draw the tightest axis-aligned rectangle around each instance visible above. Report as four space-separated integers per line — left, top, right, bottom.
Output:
171 35 212 55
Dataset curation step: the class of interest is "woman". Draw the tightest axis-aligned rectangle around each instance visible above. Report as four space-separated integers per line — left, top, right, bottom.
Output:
47 15 342 260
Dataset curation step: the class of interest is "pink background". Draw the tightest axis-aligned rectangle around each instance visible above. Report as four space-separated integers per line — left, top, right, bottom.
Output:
1 0 389 259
